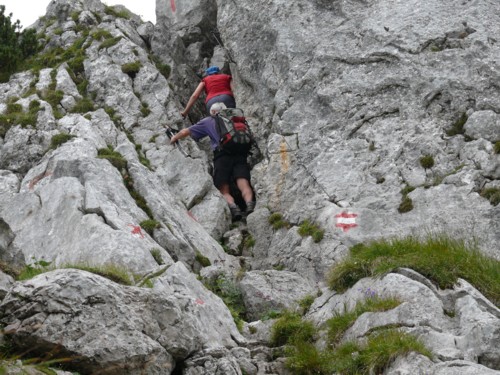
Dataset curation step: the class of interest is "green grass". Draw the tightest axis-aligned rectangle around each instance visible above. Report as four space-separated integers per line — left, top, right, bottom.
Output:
195 251 211 267
91 29 113 40
269 212 289 230
17 261 134 286
70 97 94 113
97 146 127 170
104 5 131 19
326 296 401 345
419 154 435 169
150 248 164 265
151 55 171 79
0 100 41 137
494 141 500 154
98 36 122 51
398 185 415 213
270 312 316 347
140 219 160 236
298 219 325 243
327 234 500 307
446 112 468 136
50 133 75 150
481 187 500 206
204 275 246 330
298 295 315 315
65 263 133 285
121 61 142 77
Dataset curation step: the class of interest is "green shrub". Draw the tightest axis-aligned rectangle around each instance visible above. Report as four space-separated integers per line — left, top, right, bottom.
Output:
50 133 75 149
481 187 500 206
419 154 435 169
327 234 500 306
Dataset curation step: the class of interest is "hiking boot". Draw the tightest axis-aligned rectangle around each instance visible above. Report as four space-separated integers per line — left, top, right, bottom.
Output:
245 201 256 216
229 204 243 221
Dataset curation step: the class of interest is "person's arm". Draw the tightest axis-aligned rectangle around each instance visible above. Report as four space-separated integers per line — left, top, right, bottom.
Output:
170 128 191 144
181 82 205 117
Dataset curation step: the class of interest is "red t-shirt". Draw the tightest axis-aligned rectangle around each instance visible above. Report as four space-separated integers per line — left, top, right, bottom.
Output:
202 74 233 103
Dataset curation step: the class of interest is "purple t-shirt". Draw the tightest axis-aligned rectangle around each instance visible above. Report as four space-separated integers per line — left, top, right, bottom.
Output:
189 116 220 150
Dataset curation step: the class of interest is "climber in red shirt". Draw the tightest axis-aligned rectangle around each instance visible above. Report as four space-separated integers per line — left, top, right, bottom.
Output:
180 66 236 117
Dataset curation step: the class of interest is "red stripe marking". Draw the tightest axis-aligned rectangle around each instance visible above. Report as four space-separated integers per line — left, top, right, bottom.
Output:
170 0 176 12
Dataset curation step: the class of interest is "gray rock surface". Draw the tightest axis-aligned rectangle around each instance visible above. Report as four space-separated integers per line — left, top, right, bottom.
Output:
0 0 498 373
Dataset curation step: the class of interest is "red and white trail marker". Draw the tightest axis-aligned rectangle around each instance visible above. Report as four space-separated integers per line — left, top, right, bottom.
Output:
335 211 358 232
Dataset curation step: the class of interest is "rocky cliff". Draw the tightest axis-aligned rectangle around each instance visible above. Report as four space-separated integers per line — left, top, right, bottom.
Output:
0 0 499 374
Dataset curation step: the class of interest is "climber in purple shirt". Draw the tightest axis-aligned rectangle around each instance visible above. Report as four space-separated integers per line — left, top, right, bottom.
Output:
169 103 255 221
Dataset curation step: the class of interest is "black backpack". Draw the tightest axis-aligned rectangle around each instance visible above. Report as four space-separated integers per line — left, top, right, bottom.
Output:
214 108 254 154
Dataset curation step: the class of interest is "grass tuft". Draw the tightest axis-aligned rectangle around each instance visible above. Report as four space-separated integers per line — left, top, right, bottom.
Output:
398 185 414 213
270 312 316 347
446 112 468 136
269 212 289 230
327 234 500 306
480 187 500 206
50 133 75 150
326 296 401 345
419 154 435 169
195 251 211 267
204 275 246 330
298 219 324 243
140 219 160 236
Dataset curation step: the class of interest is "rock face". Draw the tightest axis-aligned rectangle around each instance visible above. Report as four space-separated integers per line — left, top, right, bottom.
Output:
0 0 499 374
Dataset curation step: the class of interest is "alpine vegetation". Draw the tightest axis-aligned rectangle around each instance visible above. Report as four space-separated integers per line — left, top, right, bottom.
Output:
0 0 499 374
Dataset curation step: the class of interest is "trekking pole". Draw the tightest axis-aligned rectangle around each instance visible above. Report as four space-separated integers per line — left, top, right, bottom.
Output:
165 126 189 157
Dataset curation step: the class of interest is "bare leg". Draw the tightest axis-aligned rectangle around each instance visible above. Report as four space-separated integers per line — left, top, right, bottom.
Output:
218 183 235 205
236 178 254 203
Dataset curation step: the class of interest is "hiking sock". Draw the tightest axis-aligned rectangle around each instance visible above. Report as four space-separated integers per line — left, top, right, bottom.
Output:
229 204 242 221
245 201 255 215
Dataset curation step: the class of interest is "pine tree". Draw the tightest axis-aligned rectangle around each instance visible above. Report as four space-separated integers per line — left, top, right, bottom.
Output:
0 5 39 82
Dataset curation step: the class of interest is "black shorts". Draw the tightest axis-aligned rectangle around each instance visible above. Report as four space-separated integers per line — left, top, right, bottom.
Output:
213 153 251 188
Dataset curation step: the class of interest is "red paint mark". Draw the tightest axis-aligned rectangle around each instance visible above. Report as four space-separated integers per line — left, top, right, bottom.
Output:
195 298 205 305
187 211 197 221
128 224 144 238
170 0 176 12
335 211 358 232
28 171 53 191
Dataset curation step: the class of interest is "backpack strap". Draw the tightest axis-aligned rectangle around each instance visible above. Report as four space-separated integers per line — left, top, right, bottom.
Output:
213 114 226 152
